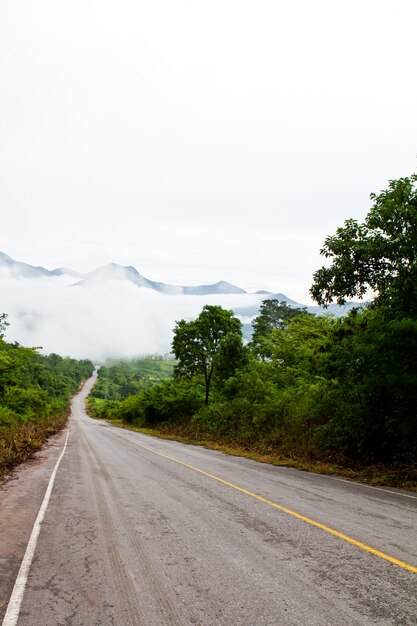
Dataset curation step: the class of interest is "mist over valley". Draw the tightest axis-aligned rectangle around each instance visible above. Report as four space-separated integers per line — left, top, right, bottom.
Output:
0 251 358 361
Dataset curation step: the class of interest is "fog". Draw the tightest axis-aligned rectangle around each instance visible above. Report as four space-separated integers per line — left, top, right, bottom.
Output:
2 1 416 304
1 272 262 362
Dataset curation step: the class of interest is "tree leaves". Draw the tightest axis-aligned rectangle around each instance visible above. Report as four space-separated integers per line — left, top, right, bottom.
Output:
310 172 417 316
172 305 242 404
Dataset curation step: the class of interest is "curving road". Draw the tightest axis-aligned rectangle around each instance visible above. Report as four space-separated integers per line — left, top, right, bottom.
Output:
1 374 416 625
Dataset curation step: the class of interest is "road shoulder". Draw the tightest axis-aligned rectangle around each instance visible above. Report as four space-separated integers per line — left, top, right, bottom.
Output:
0 427 68 620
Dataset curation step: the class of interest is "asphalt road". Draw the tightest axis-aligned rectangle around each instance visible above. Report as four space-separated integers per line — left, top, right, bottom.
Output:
1 375 416 625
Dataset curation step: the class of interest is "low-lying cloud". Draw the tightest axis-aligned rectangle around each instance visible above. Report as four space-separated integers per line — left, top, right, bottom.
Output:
1 271 261 362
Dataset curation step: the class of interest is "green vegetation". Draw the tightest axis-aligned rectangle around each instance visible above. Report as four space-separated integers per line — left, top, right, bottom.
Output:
89 306 416 473
172 305 244 404
0 330 94 478
311 172 417 317
251 299 307 355
89 171 417 489
87 356 176 419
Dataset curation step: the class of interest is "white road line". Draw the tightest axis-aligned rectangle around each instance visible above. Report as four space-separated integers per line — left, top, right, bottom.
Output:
318 474 417 499
2 429 70 626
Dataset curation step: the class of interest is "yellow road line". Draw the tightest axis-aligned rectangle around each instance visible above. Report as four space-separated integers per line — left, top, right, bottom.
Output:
119 434 417 575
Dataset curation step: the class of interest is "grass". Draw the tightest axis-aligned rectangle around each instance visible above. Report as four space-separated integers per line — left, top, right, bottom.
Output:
91 417 417 492
0 412 68 482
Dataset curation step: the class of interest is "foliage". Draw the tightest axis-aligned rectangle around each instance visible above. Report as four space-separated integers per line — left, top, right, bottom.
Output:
0 412 68 476
0 313 9 338
172 305 243 404
310 173 417 316
92 299 417 467
0 331 94 477
87 172 417 474
306 171 417 464
251 299 307 356
89 378 203 426
212 331 249 383
90 357 175 401
316 309 417 463
122 379 203 425
87 356 194 425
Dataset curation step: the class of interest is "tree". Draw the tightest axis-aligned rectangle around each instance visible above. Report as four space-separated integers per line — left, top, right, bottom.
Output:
316 308 417 463
0 313 9 338
310 173 417 316
251 299 307 356
172 305 242 404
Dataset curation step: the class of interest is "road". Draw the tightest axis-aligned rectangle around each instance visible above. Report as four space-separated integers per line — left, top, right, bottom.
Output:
1 374 416 625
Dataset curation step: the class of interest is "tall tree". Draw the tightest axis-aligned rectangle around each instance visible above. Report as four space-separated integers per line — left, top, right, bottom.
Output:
0 313 9 338
172 305 242 404
251 299 307 356
310 173 417 316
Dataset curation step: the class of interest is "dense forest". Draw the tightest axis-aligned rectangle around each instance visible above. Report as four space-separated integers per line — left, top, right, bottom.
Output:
89 172 417 482
0 314 94 477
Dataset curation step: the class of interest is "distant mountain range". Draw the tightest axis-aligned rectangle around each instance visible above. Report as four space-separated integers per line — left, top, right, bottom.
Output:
0 251 246 296
0 250 362 316
0 251 81 279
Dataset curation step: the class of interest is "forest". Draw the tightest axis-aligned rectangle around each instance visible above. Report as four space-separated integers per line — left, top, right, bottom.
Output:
88 172 417 485
0 315 94 478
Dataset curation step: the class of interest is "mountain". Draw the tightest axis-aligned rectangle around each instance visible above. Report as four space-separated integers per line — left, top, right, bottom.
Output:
179 281 246 296
236 295 364 342
233 293 302 317
0 251 84 280
234 293 361 319
0 251 58 279
0 252 247 296
1 250 366 359
74 263 246 295
50 267 84 279
0 251 363 315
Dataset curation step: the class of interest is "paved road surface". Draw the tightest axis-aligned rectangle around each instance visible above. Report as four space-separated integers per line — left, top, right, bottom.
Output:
1 375 416 625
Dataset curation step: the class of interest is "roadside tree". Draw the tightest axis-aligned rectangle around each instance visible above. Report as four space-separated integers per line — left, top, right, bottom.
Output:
310 172 417 317
172 305 242 404
251 299 307 357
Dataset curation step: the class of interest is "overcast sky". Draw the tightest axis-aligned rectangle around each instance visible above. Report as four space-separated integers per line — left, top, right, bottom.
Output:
1 0 416 304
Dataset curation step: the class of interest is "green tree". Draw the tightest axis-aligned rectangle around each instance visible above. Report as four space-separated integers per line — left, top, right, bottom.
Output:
214 331 248 382
172 305 242 404
0 313 9 338
316 308 417 463
0 337 94 476
251 299 307 356
310 173 417 316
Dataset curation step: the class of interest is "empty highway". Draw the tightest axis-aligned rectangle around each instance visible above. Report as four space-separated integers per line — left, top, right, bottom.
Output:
1 375 416 625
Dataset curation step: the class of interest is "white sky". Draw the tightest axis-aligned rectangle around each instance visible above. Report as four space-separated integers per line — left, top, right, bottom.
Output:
1 0 416 304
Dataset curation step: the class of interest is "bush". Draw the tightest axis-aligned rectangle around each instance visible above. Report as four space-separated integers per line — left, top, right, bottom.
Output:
115 379 204 426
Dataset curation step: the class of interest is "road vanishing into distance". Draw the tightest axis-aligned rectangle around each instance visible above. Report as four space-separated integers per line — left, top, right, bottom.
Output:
1 374 416 625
